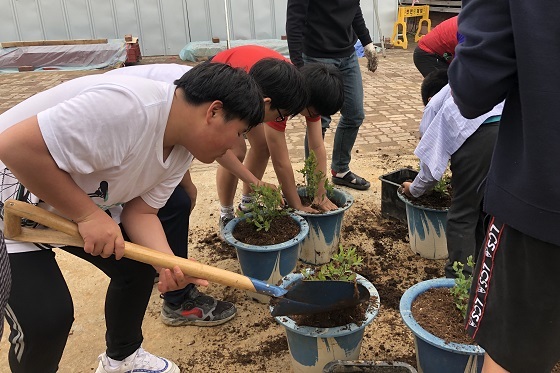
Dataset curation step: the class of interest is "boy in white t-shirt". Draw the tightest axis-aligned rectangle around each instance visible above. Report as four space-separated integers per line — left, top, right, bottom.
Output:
0 63 263 373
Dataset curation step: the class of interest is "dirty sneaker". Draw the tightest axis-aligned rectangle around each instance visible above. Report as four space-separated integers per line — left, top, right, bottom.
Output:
218 215 234 239
95 346 179 373
161 287 237 327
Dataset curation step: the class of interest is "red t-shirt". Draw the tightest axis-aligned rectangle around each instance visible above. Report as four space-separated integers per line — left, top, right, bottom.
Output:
418 16 459 60
212 45 316 131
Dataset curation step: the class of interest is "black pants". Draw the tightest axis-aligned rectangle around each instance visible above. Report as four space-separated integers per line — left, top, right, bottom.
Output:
7 247 155 372
0 231 10 340
445 122 499 278
413 46 449 77
467 218 560 372
5 186 191 372
157 185 194 305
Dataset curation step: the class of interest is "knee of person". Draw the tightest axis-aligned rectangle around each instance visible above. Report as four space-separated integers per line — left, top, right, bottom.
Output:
341 112 364 126
251 141 270 158
233 147 247 162
10 305 74 342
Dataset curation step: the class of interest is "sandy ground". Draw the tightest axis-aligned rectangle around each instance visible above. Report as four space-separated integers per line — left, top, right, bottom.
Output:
0 47 446 372
1 155 437 373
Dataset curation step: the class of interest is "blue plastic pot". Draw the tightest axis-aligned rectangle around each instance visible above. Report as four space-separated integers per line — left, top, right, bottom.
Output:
400 278 484 373
222 213 309 303
273 272 380 373
296 187 354 265
397 191 448 259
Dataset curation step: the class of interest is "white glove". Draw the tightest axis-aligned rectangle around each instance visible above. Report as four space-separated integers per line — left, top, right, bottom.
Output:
363 43 378 73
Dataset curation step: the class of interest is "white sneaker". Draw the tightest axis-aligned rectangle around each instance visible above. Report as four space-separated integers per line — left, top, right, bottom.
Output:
95 347 180 373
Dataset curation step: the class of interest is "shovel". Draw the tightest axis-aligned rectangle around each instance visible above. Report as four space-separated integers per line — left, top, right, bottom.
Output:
2 199 369 316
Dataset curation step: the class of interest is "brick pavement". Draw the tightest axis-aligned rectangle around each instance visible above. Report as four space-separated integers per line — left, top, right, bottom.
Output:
0 47 424 175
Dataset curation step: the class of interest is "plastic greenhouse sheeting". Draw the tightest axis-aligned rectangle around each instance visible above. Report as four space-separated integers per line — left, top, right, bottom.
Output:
179 39 289 62
0 40 127 73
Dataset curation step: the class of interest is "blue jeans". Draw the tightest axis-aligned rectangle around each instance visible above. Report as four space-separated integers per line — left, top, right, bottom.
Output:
303 52 365 173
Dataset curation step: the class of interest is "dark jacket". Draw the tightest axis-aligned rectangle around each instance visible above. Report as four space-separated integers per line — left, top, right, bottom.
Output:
286 0 372 67
449 0 560 245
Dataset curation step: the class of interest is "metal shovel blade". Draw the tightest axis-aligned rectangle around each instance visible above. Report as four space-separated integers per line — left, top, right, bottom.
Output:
270 279 370 317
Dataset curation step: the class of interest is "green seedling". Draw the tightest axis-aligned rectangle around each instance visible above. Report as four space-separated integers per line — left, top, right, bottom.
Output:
298 150 333 203
302 245 363 282
433 174 451 197
238 184 290 232
449 255 475 319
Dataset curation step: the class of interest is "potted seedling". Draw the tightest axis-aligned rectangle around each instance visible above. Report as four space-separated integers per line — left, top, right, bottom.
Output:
400 256 484 372
273 246 380 373
296 151 354 265
397 174 451 259
223 184 309 303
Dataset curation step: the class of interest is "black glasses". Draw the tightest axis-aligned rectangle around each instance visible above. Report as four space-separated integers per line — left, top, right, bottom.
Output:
275 108 286 122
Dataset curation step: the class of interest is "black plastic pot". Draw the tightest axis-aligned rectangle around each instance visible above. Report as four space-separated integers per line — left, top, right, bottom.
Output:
378 168 418 223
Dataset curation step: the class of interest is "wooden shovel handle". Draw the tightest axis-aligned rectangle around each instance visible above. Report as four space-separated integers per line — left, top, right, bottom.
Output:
2 199 256 292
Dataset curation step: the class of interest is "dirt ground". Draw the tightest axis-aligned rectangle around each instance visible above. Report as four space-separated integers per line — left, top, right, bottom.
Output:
2 155 448 372
0 47 455 372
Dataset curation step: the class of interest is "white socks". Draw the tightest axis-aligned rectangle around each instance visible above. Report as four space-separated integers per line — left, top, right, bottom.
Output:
220 205 234 219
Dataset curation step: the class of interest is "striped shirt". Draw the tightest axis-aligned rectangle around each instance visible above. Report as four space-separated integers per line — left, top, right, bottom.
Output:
410 84 504 197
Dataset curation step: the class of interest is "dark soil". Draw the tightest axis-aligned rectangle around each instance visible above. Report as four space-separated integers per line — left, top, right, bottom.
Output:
412 287 475 345
290 298 372 328
231 215 300 245
195 232 237 260
398 187 452 210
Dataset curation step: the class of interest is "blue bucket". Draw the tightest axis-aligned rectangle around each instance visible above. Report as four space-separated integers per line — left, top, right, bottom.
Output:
400 278 484 372
222 213 309 303
397 191 448 259
273 272 380 373
296 188 354 265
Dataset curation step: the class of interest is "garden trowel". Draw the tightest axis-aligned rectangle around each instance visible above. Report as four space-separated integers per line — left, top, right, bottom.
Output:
2 199 370 316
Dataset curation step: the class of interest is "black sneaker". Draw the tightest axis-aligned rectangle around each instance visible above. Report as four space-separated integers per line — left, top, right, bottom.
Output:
331 170 371 190
161 287 237 327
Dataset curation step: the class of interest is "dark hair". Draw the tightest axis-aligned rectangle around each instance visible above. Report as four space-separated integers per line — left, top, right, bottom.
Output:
421 69 449 106
174 63 264 130
300 63 344 116
249 58 307 117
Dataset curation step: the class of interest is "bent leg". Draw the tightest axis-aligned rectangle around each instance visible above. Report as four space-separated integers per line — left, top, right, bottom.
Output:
0 232 10 340
7 249 74 373
332 53 364 173
445 123 498 277
62 240 155 361
413 46 448 77
158 186 197 304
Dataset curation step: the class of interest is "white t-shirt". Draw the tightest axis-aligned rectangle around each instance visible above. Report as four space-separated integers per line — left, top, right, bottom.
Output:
0 74 193 253
104 63 192 84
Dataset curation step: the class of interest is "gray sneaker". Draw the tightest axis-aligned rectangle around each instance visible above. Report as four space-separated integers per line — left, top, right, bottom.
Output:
161 287 237 327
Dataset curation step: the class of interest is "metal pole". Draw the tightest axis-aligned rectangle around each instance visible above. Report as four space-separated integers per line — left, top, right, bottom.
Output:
224 0 231 49
373 0 386 57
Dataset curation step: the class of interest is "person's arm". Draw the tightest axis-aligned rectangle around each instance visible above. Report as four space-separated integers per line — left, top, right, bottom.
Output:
264 125 317 213
286 0 310 68
216 150 275 190
180 171 197 212
402 162 439 198
306 119 337 211
120 197 209 293
0 116 125 259
448 0 515 118
352 6 377 72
